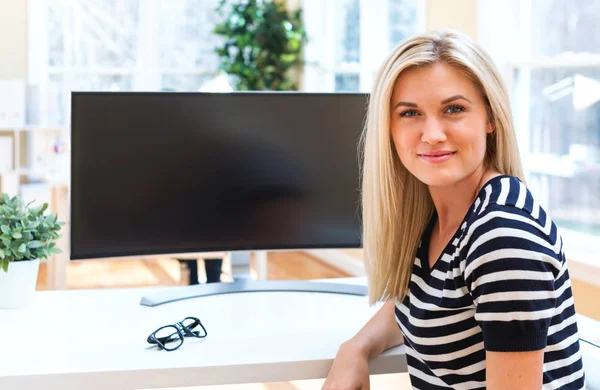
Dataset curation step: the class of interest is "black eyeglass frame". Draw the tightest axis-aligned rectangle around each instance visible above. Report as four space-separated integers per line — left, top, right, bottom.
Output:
147 316 207 351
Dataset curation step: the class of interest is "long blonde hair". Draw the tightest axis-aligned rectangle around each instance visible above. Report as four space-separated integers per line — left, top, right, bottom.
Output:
361 29 525 305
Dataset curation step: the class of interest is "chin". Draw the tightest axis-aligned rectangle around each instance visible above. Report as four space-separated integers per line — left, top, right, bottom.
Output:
408 165 466 188
420 174 461 187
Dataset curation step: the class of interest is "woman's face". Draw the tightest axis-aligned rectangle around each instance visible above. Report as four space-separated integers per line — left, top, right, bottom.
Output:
390 62 494 187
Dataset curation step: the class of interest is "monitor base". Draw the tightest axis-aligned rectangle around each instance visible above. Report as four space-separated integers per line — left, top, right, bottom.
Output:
139 280 368 307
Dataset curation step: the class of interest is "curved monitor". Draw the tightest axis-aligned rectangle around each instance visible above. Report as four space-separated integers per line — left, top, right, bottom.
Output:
70 92 368 260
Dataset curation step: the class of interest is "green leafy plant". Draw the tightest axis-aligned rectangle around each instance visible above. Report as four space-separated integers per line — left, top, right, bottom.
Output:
0 193 64 272
213 0 308 90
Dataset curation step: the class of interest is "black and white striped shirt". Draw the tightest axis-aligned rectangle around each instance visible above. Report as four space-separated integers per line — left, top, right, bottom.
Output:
395 175 586 389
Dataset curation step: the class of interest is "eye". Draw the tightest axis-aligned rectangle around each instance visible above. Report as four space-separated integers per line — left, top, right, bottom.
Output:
445 104 465 114
399 109 419 118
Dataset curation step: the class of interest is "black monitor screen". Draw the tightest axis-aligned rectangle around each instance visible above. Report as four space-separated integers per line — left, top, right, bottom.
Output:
70 92 368 260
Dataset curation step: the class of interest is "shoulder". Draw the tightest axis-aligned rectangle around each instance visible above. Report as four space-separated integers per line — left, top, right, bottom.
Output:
459 175 564 275
465 175 557 240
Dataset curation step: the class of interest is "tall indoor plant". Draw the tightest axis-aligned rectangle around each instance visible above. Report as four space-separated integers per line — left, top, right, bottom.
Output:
213 0 307 90
0 193 63 309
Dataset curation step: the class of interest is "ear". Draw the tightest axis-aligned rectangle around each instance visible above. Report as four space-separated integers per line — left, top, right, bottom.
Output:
486 120 495 134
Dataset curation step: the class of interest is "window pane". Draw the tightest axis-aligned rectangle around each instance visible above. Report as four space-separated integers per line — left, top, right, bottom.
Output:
335 74 359 92
48 74 133 125
336 0 360 65
161 74 214 92
531 0 600 56
72 74 134 91
41 1 223 125
389 0 419 48
48 74 66 125
48 0 140 68
47 5 65 67
157 0 221 69
514 67 600 238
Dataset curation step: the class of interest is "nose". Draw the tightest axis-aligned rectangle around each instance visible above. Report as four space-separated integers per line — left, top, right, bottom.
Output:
421 117 447 145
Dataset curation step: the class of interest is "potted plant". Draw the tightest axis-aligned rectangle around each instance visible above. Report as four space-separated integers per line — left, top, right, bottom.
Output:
213 0 308 91
0 193 64 309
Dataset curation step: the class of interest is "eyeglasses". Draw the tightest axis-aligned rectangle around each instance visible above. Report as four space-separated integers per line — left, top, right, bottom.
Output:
147 316 207 351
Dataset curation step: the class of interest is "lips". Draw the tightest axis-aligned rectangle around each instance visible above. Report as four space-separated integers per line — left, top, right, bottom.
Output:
418 151 456 164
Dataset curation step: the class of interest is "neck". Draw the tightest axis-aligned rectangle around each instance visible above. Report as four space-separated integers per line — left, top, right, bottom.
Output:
428 165 491 234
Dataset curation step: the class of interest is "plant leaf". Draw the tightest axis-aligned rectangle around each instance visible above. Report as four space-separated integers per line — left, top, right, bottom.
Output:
1 193 61 266
28 240 43 249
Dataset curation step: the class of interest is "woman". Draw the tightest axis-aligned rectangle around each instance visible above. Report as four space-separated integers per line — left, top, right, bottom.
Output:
323 30 585 390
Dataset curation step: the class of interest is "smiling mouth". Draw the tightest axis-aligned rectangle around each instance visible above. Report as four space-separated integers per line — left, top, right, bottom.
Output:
418 151 456 163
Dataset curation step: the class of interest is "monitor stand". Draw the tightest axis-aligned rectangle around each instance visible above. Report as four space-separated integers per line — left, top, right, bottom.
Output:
139 251 368 307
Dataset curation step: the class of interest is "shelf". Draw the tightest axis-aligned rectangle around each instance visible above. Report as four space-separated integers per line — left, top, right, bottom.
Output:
0 126 65 133
0 168 61 176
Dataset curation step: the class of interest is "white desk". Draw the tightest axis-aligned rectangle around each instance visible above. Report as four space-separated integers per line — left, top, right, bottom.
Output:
0 278 407 390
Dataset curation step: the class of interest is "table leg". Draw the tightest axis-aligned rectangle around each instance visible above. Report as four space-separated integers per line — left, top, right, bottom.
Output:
254 251 268 281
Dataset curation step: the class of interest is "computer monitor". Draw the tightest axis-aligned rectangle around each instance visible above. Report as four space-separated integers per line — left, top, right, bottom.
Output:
70 92 369 305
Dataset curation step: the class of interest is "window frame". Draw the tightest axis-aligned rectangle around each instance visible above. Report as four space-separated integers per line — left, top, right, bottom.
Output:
300 0 426 92
27 0 220 128
478 0 600 284
508 57 600 286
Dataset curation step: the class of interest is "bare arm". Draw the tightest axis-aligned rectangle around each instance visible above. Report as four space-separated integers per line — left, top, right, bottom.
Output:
486 350 544 390
344 299 404 359
323 300 404 389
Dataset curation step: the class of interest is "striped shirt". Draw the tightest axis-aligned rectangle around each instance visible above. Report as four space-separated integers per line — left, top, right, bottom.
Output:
395 175 586 389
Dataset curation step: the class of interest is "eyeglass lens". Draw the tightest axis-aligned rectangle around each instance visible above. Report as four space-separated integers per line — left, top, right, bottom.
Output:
182 317 199 329
154 325 183 350
182 317 207 337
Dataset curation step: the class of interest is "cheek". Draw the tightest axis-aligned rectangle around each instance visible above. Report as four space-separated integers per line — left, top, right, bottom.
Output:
452 121 488 155
390 126 415 162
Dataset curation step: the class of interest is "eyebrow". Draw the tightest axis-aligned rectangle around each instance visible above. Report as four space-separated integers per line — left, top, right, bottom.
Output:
440 94 472 104
393 101 418 109
392 94 473 110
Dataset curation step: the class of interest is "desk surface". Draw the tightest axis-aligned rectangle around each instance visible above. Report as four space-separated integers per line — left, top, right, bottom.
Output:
0 278 406 390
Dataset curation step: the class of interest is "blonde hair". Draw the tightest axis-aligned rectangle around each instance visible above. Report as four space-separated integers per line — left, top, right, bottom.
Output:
360 29 525 305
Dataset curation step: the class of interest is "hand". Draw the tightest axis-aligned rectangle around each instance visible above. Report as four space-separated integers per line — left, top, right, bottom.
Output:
322 341 371 390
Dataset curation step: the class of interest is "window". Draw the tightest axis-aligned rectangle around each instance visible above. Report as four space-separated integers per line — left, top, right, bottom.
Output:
30 0 426 124
479 0 600 272
301 0 425 92
28 0 222 127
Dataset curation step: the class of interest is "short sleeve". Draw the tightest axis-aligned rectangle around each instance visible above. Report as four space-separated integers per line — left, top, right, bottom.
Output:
463 205 563 352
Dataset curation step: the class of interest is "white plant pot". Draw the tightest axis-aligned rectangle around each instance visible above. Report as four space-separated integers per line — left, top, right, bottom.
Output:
0 259 40 309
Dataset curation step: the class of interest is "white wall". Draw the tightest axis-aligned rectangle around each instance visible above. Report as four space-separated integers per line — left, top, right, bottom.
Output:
0 0 28 80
